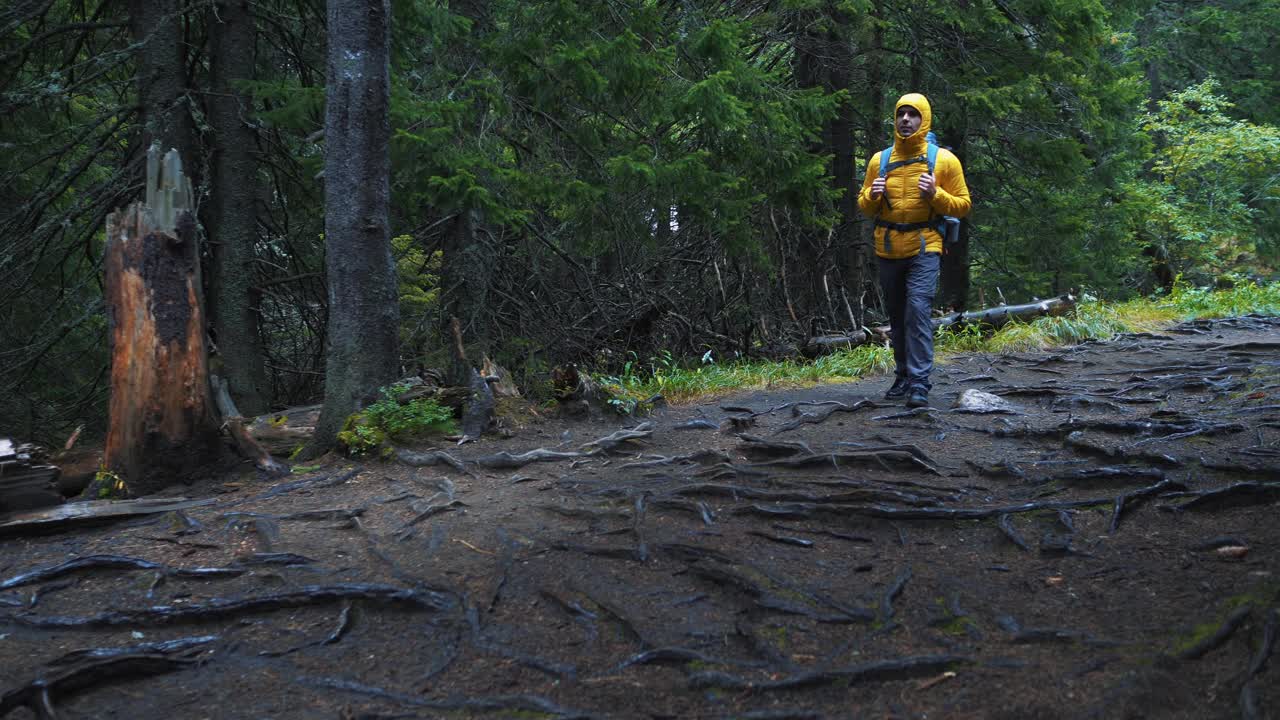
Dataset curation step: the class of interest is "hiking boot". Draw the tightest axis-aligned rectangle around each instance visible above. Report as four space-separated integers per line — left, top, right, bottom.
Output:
884 377 909 400
905 389 929 408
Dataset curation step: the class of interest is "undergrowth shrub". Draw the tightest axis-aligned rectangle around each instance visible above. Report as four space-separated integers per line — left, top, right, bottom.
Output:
587 282 1279 410
338 384 456 456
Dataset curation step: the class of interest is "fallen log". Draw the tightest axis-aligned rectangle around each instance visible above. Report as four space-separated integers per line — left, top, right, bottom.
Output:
212 374 289 477
245 404 320 456
804 294 1077 356
0 498 216 537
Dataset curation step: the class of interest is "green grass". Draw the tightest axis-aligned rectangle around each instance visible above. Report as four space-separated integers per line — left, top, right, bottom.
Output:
593 281 1280 410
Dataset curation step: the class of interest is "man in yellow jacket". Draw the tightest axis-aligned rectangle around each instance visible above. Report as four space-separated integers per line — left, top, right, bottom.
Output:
857 93 971 407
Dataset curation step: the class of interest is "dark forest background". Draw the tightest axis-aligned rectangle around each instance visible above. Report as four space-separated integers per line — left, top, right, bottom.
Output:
2 0 1278 445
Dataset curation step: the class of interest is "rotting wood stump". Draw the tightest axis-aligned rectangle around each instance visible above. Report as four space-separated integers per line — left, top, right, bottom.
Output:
102 147 222 494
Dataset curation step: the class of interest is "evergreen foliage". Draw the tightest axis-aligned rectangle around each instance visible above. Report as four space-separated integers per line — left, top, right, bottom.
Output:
1 0 1278 441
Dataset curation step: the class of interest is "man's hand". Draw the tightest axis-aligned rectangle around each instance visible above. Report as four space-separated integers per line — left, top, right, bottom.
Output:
870 177 887 199
918 173 937 199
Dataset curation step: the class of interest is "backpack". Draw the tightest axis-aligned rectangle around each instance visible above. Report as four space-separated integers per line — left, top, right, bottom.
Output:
874 131 961 254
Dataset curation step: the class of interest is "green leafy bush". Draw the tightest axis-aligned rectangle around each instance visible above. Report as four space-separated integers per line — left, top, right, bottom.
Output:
337 384 456 456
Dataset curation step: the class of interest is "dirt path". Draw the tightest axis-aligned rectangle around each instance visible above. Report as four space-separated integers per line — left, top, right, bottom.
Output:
2 316 1278 720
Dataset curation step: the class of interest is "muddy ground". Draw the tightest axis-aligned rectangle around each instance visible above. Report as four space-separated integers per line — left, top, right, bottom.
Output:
1 316 1278 720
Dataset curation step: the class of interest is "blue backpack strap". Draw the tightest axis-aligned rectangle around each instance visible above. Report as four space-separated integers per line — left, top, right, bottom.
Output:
926 142 938 175
878 145 893 177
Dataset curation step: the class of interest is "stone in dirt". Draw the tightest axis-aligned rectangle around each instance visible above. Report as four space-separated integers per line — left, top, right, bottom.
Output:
952 389 1020 414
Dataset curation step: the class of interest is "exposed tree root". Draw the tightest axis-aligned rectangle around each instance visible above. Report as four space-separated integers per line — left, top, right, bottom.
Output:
301 675 589 717
737 434 812 458
880 567 911 622
551 541 643 562
580 422 655 453
772 400 876 434
686 654 969 691
1051 466 1165 485
747 530 814 548
248 468 363 502
607 646 762 674
399 499 468 533
1246 608 1278 678
47 635 219 669
394 449 470 474
1240 681 1263 720
475 448 587 469
620 449 730 469
0 654 197 718
671 482 937 508
997 616 1121 646
1165 482 1280 513
1110 479 1186 532
0 554 246 590
685 560 871 623
673 418 719 430
1177 605 1252 660
753 449 945 476
997 514 1030 551
2 584 450 628
261 601 356 657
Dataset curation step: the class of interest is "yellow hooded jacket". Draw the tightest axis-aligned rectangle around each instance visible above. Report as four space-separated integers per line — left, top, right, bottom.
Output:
857 93 971 260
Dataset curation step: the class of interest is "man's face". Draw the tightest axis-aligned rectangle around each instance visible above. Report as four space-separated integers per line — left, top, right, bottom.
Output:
897 106 922 137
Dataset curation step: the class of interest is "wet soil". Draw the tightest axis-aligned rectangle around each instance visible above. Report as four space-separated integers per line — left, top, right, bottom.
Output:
2 316 1278 720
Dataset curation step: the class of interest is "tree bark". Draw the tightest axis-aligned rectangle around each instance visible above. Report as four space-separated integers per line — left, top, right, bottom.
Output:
305 0 399 456
791 8 830 334
129 0 194 173
207 0 270 415
103 149 223 494
439 0 494 362
440 208 495 372
826 3 858 331
858 0 887 323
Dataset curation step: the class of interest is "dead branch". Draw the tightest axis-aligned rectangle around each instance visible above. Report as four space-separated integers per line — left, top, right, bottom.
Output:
212 374 289 477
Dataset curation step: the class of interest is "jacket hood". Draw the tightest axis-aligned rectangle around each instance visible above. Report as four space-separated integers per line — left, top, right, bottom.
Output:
894 93 932 153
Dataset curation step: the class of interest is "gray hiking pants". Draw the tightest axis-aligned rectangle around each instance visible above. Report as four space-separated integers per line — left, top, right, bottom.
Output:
878 251 940 393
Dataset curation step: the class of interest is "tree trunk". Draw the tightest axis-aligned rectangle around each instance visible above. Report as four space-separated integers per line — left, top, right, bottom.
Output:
207 0 270 415
440 208 495 379
791 8 830 334
305 0 399 456
858 0 887 323
129 0 194 174
827 3 857 331
104 148 223 494
439 0 494 365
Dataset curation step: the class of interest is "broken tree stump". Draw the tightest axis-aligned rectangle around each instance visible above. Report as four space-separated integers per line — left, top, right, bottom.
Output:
102 147 223 494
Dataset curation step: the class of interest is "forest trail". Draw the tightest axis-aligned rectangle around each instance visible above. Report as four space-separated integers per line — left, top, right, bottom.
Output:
2 316 1278 719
